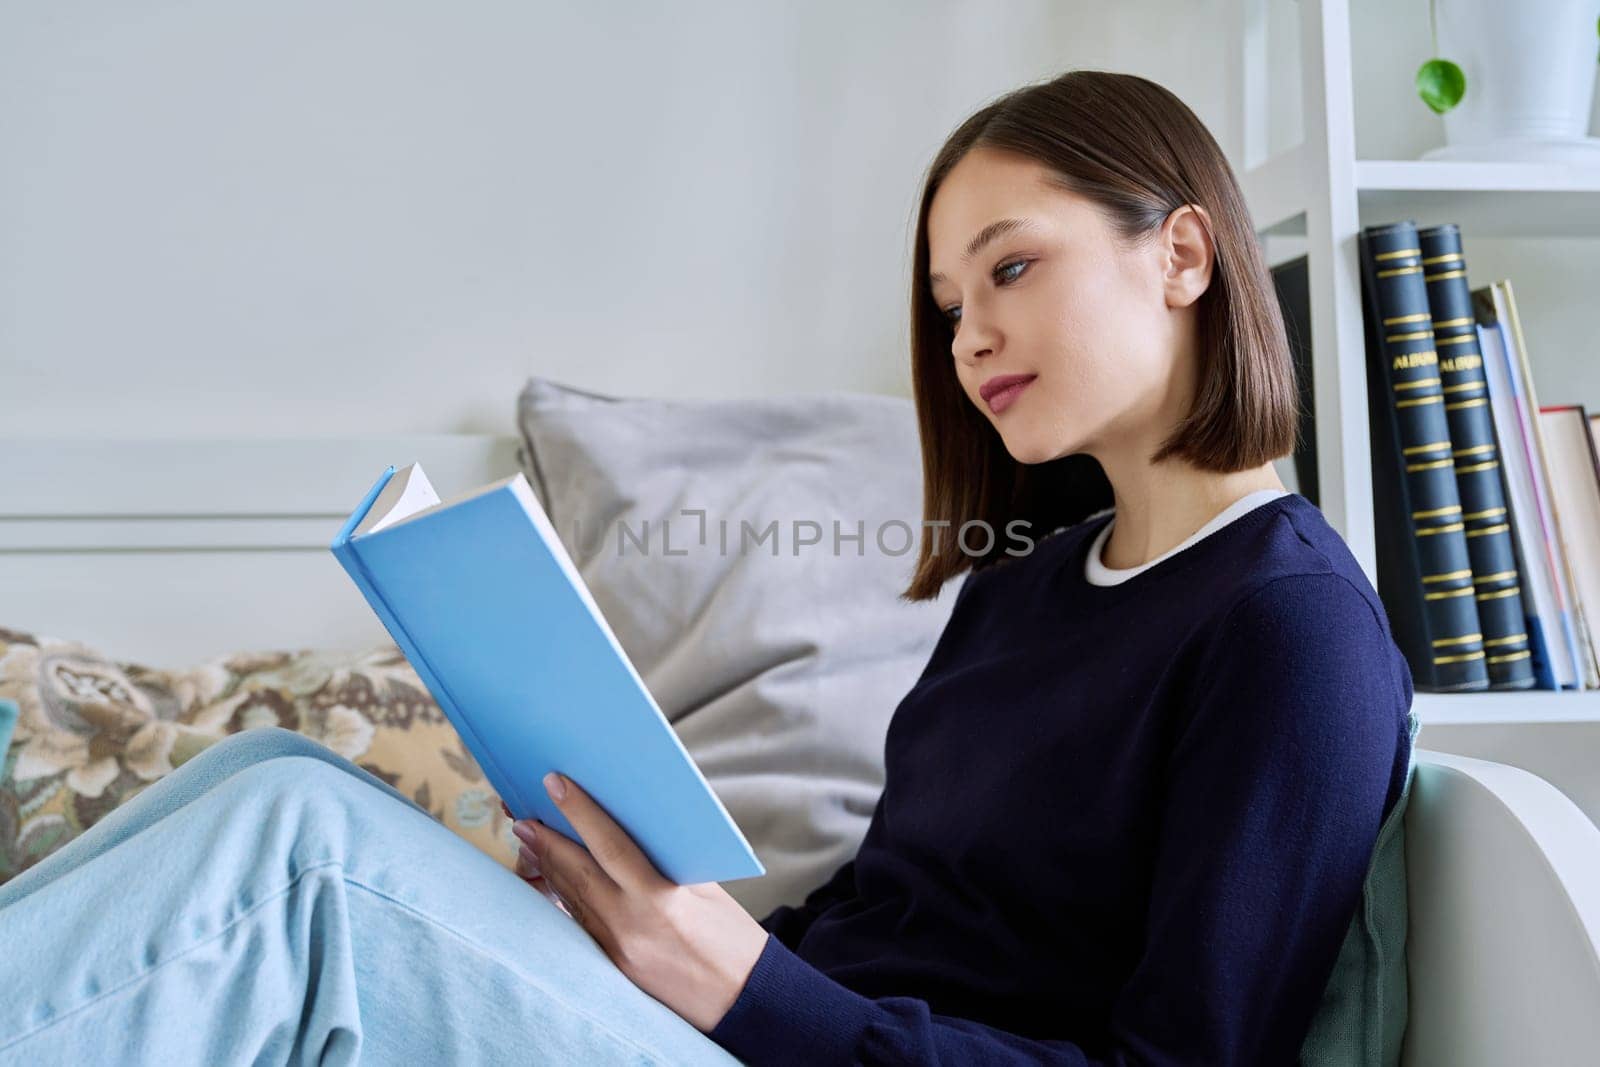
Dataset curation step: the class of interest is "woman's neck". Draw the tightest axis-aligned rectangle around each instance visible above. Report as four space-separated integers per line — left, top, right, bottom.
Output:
1097 463 1288 571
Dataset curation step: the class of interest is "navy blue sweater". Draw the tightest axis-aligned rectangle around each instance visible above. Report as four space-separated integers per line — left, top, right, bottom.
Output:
707 491 1414 1065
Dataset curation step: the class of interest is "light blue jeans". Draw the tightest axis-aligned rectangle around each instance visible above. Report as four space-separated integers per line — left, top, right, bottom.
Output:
0 727 745 1065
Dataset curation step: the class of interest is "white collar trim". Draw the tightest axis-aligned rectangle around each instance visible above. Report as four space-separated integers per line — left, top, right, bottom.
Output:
1085 489 1291 587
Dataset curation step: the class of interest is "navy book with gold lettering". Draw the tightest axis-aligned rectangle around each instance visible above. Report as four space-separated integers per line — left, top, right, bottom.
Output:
1360 220 1490 691
1416 224 1535 689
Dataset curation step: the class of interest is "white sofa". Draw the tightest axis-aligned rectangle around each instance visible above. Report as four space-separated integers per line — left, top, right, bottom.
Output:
1403 749 1600 1064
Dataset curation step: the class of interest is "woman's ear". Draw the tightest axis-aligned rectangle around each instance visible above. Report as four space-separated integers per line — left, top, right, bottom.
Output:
1160 203 1215 309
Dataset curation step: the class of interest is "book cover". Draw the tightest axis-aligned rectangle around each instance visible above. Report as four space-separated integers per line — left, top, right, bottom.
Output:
1538 404 1600 691
330 462 766 885
1416 224 1534 689
1359 220 1489 691
1471 296 1563 689
1498 280 1597 689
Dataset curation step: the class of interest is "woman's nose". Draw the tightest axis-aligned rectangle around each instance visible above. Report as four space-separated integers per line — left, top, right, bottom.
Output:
952 312 997 364
955 330 994 366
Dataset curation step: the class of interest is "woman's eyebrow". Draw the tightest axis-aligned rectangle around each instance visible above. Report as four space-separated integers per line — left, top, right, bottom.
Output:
928 217 1039 286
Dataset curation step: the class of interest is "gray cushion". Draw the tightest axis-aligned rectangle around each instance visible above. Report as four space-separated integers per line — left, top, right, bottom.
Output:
514 376 960 918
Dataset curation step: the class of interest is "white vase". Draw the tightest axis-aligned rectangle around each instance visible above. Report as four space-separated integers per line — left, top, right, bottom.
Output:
1420 0 1600 164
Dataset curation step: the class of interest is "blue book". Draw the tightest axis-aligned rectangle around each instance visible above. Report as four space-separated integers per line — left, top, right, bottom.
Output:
329 462 764 885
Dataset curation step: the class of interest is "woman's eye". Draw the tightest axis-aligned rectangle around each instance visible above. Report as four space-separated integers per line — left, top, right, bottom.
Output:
941 259 1030 327
995 259 1028 284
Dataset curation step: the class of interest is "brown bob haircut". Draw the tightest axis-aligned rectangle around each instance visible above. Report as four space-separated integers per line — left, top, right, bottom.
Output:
901 69 1298 602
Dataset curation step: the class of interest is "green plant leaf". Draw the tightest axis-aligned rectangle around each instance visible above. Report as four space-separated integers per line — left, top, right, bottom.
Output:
1416 58 1466 114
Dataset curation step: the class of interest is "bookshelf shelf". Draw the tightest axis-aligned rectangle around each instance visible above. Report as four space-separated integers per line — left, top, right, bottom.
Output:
1245 155 1600 239
1354 159 1600 193
1416 690 1600 727
1227 0 1599 726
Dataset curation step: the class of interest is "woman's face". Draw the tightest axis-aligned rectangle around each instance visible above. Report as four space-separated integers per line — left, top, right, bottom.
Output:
926 147 1209 467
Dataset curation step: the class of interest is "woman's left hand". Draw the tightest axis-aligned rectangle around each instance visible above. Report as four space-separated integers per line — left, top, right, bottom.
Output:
505 771 770 1034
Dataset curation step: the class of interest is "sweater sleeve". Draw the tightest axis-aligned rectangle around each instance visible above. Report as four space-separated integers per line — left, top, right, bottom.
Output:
706 571 1408 1066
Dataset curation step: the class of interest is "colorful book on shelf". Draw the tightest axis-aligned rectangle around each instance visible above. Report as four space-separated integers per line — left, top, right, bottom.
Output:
1538 404 1600 691
1359 219 1489 691
329 462 766 885
1496 280 1598 689
1416 224 1535 690
1472 288 1565 690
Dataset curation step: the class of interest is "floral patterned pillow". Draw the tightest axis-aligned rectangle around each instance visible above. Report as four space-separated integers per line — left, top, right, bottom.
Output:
0 624 521 885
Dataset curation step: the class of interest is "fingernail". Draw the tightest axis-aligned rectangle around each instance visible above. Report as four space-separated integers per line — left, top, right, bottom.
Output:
513 821 537 848
544 771 566 801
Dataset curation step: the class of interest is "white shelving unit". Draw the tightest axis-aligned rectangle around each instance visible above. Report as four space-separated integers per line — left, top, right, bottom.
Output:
1228 0 1600 727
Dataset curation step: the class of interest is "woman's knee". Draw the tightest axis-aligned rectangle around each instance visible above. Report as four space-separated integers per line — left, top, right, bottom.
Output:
185 729 415 810
197 729 419 811
209 754 471 897
191 726 337 770
222 749 383 814
220 750 429 846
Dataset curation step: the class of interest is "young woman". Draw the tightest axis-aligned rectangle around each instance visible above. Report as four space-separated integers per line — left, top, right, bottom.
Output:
0 70 1413 1065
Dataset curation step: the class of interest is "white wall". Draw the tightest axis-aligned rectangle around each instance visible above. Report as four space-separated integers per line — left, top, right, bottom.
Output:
3 1 1592 439
0 1 1223 438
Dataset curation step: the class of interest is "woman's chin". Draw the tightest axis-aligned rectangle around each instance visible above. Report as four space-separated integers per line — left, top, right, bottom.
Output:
999 433 1061 466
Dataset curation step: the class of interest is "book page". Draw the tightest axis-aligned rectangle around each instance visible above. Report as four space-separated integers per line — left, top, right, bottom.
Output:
360 464 527 536
355 463 441 537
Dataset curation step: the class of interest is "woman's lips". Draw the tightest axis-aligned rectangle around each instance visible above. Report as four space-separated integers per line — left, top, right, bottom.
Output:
984 375 1036 415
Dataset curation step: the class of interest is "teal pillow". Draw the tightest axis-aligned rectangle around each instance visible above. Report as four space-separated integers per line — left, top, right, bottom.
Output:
1298 707 1421 1066
0 698 16 778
